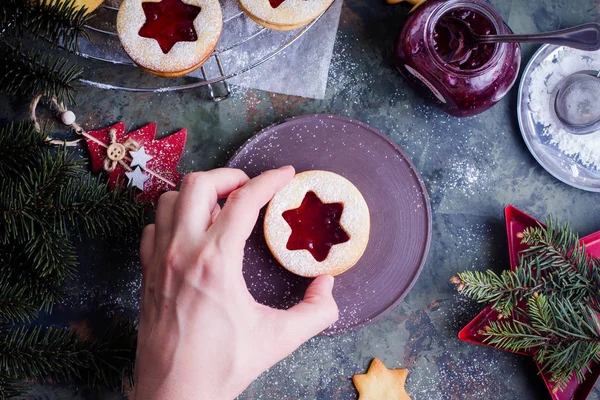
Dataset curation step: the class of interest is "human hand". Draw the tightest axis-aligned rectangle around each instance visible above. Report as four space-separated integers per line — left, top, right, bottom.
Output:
132 166 339 400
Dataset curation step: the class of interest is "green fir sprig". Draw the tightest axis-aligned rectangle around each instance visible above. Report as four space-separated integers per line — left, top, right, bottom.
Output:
452 217 600 392
0 321 137 390
0 120 145 396
1 0 91 52
0 43 83 105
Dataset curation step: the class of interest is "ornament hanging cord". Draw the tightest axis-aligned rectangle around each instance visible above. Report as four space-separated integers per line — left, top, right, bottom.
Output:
29 94 177 188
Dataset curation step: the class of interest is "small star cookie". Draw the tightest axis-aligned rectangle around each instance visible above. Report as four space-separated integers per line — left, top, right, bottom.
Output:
352 358 411 400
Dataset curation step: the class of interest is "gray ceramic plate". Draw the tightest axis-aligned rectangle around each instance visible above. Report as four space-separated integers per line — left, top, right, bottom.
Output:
517 44 600 192
226 115 432 335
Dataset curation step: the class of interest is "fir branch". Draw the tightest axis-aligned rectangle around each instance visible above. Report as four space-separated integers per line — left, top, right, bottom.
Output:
0 121 49 180
86 319 137 389
453 216 600 390
521 219 600 305
0 283 39 324
452 219 600 315
0 42 82 105
25 232 78 278
452 264 542 316
0 242 69 317
1 0 91 52
1 149 81 243
0 322 137 391
0 373 26 399
483 295 600 391
0 326 90 382
58 176 146 239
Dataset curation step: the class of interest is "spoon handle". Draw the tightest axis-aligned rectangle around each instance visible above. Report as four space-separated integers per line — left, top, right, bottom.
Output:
475 22 600 51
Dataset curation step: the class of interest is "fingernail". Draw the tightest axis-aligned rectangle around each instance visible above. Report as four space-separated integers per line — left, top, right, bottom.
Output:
279 165 294 172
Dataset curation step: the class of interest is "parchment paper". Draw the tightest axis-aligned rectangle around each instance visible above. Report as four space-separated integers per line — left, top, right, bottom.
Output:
227 1 343 99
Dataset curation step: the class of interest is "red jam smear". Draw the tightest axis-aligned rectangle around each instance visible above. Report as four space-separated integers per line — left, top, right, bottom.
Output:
139 0 201 54
433 9 497 70
269 0 285 8
282 191 350 262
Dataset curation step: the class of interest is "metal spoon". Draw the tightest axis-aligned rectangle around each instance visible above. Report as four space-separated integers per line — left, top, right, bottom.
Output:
551 70 600 135
447 20 600 65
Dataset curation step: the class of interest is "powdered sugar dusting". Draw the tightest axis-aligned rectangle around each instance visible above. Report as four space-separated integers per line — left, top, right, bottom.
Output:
117 0 222 73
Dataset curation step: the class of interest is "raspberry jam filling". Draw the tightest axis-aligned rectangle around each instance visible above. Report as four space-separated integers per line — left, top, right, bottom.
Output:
139 0 201 54
282 191 350 262
433 9 497 70
269 0 285 8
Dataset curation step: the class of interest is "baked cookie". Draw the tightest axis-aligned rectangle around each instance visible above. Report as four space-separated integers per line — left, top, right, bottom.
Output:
238 0 334 31
117 0 222 77
353 358 411 400
264 170 370 278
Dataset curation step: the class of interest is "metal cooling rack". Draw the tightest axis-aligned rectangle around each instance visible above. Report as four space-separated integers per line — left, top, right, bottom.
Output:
77 0 335 101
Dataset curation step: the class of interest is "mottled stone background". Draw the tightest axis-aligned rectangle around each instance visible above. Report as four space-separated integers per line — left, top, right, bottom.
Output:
1 0 599 398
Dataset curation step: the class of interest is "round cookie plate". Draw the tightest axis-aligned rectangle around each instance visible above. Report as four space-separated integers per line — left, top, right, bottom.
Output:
226 115 432 335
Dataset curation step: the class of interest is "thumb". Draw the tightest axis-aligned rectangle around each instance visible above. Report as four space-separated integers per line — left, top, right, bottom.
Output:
276 275 339 345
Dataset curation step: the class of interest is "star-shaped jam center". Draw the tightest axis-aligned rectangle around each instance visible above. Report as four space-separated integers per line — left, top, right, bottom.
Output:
138 0 201 54
282 191 350 262
269 0 285 8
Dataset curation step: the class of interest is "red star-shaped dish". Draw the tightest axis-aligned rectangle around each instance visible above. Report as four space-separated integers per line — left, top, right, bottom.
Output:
138 0 201 54
84 122 186 203
282 191 350 262
459 205 600 400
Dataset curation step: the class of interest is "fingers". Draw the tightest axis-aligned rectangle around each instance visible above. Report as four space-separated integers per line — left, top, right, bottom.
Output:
274 275 339 345
209 166 295 248
140 224 155 274
139 224 156 318
174 169 249 239
210 204 221 224
154 191 179 256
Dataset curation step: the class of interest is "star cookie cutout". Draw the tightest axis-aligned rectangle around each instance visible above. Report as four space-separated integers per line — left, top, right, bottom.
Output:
353 358 411 400
282 191 349 262
138 0 201 54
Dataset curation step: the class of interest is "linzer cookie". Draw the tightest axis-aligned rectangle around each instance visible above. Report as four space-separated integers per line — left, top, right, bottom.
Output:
117 0 222 77
264 170 370 278
238 0 334 31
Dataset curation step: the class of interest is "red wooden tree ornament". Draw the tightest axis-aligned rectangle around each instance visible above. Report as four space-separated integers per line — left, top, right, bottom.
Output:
84 122 186 203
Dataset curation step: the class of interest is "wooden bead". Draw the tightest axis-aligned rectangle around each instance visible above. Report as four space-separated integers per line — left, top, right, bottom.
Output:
61 111 76 125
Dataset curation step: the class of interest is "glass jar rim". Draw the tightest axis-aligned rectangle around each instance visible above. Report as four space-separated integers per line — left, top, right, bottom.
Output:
425 0 507 76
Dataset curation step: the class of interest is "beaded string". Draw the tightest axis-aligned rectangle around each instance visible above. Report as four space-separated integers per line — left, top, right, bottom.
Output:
29 94 176 188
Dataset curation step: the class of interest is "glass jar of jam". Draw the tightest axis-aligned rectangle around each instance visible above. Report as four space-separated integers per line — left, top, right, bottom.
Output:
395 0 521 117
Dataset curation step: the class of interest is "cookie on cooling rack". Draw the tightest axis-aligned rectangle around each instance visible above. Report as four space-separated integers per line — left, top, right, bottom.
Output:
117 0 222 78
238 0 334 31
264 170 370 278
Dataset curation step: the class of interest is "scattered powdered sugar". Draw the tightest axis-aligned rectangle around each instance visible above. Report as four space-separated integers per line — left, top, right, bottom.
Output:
528 47 600 171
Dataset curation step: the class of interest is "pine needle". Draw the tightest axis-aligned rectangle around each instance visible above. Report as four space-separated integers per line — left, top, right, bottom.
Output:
0 42 82 105
1 0 91 52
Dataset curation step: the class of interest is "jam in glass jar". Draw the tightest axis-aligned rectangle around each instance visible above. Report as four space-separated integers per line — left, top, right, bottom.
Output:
395 0 521 117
